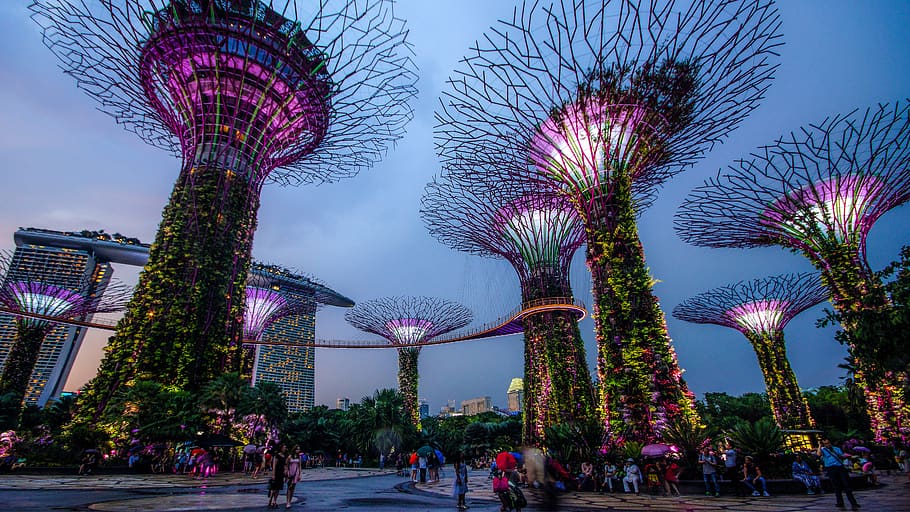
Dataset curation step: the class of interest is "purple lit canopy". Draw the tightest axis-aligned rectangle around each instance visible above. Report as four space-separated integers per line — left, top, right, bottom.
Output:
672 273 829 335
345 296 472 346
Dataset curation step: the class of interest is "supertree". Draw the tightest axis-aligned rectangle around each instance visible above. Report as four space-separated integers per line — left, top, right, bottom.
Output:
676 101 910 442
422 171 595 444
673 273 827 431
435 0 782 443
0 252 132 408
345 297 472 426
30 0 417 418
242 262 353 379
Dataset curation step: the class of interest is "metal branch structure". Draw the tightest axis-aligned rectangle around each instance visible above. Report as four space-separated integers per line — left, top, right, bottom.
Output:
422 171 595 444
435 0 781 443
673 273 827 430
30 0 417 419
242 261 353 380
345 297 472 426
0 252 132 408
676 101 910 441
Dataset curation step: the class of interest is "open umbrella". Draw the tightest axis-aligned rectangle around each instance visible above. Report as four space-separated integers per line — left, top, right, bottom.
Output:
496 451 517 471
416 445 435 457
434 449 445 465
852 446 871 453
641 443 672 457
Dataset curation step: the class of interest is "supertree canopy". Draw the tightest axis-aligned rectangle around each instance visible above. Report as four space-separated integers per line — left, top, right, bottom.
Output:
422 171 595 444
673 273 827 430
676 101 910 441
31 0 417 418
0 253 131 407
345 297 472 426
435 0 781 443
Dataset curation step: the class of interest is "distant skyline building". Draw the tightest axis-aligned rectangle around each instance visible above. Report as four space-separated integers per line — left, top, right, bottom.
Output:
0 228 147 406
418 398 430 419
461 396 493 416
507 378 524 413
336 397 350 412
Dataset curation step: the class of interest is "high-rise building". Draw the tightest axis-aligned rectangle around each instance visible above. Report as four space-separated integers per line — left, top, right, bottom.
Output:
507 378 524 413
418 398 430 419
461 396 493 416
336 397 351 412
247 263 353 414
0 228 148 406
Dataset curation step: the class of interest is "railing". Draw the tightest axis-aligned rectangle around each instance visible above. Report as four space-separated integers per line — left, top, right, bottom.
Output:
1 296 588 350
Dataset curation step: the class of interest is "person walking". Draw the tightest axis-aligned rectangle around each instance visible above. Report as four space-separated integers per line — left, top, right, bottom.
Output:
268 444 288 509
818 438 860 510
285 446 302 509
698 447 720 497
453 453 469 510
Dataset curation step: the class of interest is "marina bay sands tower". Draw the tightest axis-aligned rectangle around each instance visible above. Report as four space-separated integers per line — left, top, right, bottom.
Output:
0 228 148 406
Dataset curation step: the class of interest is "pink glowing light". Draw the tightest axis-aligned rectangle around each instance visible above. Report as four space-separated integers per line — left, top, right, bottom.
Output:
493 195 582 270
243 287 287 340
8 282 84 322
386 318 434 345
725 299 789 333
529 101 663 191
760 175 883 241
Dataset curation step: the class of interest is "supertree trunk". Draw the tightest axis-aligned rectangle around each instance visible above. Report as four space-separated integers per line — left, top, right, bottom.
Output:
744 331 815 430
587 170 695 443
79 160 259 420
0 322 51 407
398 347 421 427
815 247 908 442
521 309 596 445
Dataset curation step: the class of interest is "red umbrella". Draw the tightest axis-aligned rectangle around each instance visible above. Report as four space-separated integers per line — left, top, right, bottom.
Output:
496 451 517 471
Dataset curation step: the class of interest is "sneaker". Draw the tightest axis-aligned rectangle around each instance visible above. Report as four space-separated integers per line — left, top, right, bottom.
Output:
751 491 760 497
705 492 713 496
851 504 861 510
714 493 720 497
762 491 771 497
807 490 816 495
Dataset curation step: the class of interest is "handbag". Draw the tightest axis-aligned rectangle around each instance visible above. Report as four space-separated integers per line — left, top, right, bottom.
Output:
492 473 510 493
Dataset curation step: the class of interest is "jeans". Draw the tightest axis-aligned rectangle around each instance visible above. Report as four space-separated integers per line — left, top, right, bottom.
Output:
703 472 719 494
742 475 767 493
825 465 858 506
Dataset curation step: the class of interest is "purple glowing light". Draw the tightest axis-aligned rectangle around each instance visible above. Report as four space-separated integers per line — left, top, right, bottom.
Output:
243 287 288 340
760 175 883 241
725 300 790 334
530 101 664 190
140 19 331 177
386 318 434 345
8 282 83 321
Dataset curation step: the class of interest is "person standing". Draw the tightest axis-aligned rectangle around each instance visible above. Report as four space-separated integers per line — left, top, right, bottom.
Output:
818 438 860 510
698 448 720 497
285 446 302 509
453 453 469 510
268 444 288 509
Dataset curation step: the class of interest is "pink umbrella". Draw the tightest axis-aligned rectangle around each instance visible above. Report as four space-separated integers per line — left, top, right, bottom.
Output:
496 451 517 471
641 443 672 457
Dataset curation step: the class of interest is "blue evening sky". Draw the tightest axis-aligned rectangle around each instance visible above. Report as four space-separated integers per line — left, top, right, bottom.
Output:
0 1 907 413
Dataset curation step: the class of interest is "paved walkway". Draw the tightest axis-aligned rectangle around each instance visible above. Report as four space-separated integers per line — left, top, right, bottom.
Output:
0 467 907 511
0 466 392 490
410 470 910 511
